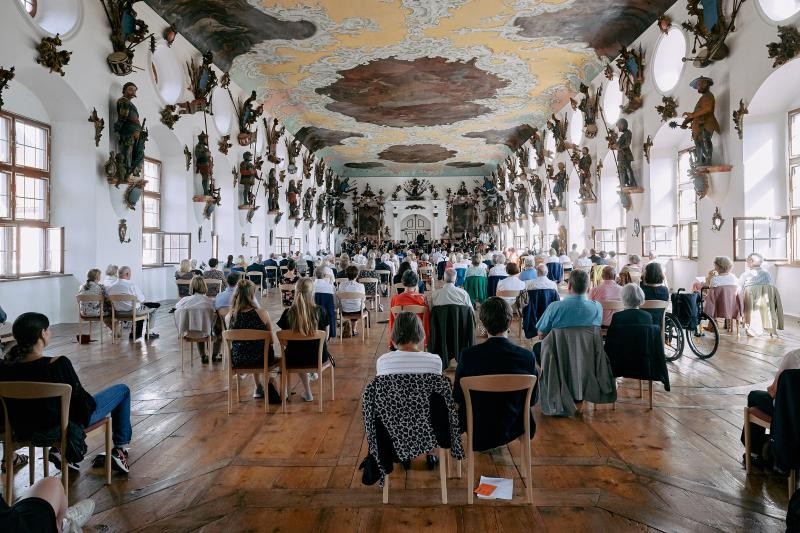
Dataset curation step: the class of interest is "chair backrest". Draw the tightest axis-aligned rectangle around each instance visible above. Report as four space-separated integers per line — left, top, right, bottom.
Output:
246 272 263 284
337 291 366 311
217 306 231 330
107 294 140 320
390 304 427 316
76 294 104 318
496 289 523 299
265 266 278 276
460 374 537 446
375 270 391 283
0 382 71 448
629 270 642 284
276 330 327 368
222 329 272 369
205 279 223 291
359 277 380 290
176 279 192 292
393 283 406 294
419 266 434 277
641 299 668 337
335 277 349 286
601 300 624 312
279 284 296 293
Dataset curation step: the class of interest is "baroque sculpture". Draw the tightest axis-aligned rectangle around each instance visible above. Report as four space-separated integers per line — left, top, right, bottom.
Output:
88 108 104 147
194 132 214 197
238 151 262 207
767 25 800 68
531 173 544 214
732 99 748 140
236 90 262 146
285 138 302 174
179 52 217 114
617 45 644 113
110 82 148 185
218 135 232 155
302 151 315 181
0 66 14 112
159 104 180 130
286 179 301 219
530 128 545 168
35 35 71 76
677 76 720 166
314 158 325 187
577 147 596 202
546 113 569 153
681 0 746 67
571 83 601 138
99 0 152 75
267 168 281 213
611 118 638 188
548 162 568 210
183 145 192 172
655 96 678 122
265 118 284 164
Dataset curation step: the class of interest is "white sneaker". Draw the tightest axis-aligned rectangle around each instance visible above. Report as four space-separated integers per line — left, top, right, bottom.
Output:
308 372 319 381
300 390 314 402
63 499 95 533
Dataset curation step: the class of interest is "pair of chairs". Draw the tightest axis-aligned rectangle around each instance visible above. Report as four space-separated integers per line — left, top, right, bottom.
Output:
78 294 154 345
177 307 229 371
380 374 537 505
337 291 371 341
222 329 333 414
0 382 112 501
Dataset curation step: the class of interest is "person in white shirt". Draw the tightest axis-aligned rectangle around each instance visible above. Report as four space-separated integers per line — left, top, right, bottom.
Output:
607 251 618 268
429 268 472 307
312 266 335 295
545 249 560 264
376 312 441 375
559 252 572 269
453 252 470 270
496 263 526 305
738 252 773 289
568 244 580 266
174 276 219 363
337 265 366 323
525 264 558 291
576 250 593 268
408 253 419 273
106 266 160 339
102 264 119 287
704 256 738 288
488 254 508 277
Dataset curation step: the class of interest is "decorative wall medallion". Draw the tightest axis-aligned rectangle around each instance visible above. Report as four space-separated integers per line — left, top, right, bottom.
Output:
123 179 148 210
711 207 724 231
118 219 131 243
632 218 641 237
35 35 71 76
88 108 105 147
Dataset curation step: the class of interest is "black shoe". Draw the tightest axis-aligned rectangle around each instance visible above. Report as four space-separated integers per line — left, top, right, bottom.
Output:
268 383 282 404
201 355 209 364
110 448 129 474
49 449 80 473
426 454 438 470
212 354 222 363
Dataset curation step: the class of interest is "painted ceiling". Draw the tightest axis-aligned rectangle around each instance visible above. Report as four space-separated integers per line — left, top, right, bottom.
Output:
145 0 676 177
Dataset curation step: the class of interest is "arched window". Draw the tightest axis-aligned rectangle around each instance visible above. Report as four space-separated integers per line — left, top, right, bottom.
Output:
19 0 36 16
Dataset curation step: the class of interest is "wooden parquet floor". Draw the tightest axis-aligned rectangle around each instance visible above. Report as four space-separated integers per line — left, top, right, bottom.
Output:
6 291 797 532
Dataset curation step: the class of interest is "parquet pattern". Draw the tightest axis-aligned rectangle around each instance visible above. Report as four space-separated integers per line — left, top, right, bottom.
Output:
5 291 797 532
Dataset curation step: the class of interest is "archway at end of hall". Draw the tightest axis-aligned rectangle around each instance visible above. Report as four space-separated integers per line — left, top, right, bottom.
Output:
399 214 431 243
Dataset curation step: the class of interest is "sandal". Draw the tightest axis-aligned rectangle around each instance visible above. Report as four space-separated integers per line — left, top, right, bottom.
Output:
1 452 29 472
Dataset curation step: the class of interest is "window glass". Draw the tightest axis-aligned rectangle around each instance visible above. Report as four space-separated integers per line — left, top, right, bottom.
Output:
653 28 686 93
18 225 44 274
0 172 9 218
734 218 788 260
14 175 47 221
143 233 162 266
163 233 190 264
0 116 10 164
0 225 16 276
143 159 160 194
143 196 160 230
14 120 48 170
792 163 800 210
602 77 623 124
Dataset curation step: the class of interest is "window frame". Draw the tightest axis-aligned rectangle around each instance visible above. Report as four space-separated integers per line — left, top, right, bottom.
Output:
249 235 259 259
593 227 626 254
162 232 191 265
678 221 699 260
0 111 63 280
641 224 677 257
141 157 161 232
788 109 800 261
733 216 788 262
19 0 37 17
676 147 697 223
615 226 627 255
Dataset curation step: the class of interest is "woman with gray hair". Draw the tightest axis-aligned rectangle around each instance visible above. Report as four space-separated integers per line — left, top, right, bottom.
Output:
376 312 441 375
704 256 737 287
520 255 537 281
608 283 654 327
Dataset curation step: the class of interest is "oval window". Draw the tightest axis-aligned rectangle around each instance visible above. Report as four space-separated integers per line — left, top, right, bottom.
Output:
602 77 623 125
653 27 687 93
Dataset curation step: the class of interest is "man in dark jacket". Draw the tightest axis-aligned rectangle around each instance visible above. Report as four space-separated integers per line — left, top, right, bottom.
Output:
453 297 539 451
246 256 267 288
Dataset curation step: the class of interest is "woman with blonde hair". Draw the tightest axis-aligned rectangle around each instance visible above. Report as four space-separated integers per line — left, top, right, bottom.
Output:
276 277 333 402
175 259 194 297
103 264 119 287
77 268 107 317
229 279 280 401
174 276 220 364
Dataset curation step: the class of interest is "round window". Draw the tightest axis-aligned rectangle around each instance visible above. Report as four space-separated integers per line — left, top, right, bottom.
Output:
211 87 233 134
602 77 623 125
569 110 583 146
653 27 687 93
19 0 81 36
758 0 800 21
151 45 184 104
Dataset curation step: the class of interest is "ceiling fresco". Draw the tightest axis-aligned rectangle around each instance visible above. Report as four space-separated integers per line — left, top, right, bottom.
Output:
145 0 676 177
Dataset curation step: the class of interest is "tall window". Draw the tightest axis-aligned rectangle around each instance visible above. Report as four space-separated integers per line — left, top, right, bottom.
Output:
733 217 788 261
790 109 800 262
142 158 161 231
249 236 259 259
679 222 698 259
275 237 300 255
677 148 697 222
615 227 627 255
642 225 677 257
593 228 617 253
0 112 63 278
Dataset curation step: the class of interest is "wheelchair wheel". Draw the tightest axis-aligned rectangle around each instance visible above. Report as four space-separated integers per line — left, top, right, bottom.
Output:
686 312 719 359
664 313 684 362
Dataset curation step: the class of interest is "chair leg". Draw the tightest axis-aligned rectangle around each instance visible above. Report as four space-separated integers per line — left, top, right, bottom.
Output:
330 366 335 401
282 371 288 414
43 446 50 477
28 444 35 485
467 442 475 505
743 407 752 473
105 417 112 484
790 469 797 499
227 368 233 415
383 474 389 504
648 380 653 410
523 434 533 504
62 455 69 501
439 447 448 504
181 340 184 372
639 380 643 398
4 445 13 502
263 371 268 414
319 368 323 413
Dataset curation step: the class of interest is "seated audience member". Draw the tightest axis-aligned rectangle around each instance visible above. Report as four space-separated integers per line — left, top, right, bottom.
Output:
175 276 219 363
536 269 601 338
262 253 280 286
376 312 442 375
276 278 333 402
453 253 470 270
338 265 366 335
223 255 235 273
0 477 94 533
641 262 669 301
609 283 654 327
246 255 268 288
312 266 335 295
429 268 472 307
175 259 195 297
0 305 5 324
358 257 379 298
228 280 280 402
607 251 618 268
525 264 558 291
102 264 119 287
568 244 580 266
231 256 247 273
624 254 642 273
559 250 573 272
589 266 622 326
576 250 593 268
520 256 537 281
598 251 609 265
738 252 772 289
278 253 289 268
388 270 430 348
704 256 738 288
203 258 225 296
215 273 241 310
488 254 508 277
281 259 300 307
545 249 559 264
0 312 134 473
394 261 425 293
465 254 488 278
107 266 160 339
295 253 308 276
496 263 525 306
589 249 601 265
740 348 800 466
453 297 539 451
77 268 107 318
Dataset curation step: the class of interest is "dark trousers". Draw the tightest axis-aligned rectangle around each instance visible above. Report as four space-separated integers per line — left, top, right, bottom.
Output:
198 315 223 358
740 390 774 454
133 302 161 338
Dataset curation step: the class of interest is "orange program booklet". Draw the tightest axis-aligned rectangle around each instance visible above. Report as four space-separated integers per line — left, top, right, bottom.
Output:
473 483 497 496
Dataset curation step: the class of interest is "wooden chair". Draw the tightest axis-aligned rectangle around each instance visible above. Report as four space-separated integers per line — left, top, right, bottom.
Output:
496 289 524 337
246 272 265 296
383 447 450 505
76 294 106 344
460 374 537 504
635 300 669 406
279 265 288 277
629 270 642 285
359 278 380 311
176 308 214 371
279 284 296 307
264 266 278 292
222 329 279 414
0 382 111 501
389 304 428 347
600 300 624 337
419 266 435 291
337 292 369 341
393 283 406 295
108 295 151 344
205 279 223 297
276 330 333 413
176 279 192 297
335 277 348 288
744 406 797 498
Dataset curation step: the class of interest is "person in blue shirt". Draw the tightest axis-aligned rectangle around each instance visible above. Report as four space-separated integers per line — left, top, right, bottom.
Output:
533 269 601 363
214 273 240 310
519 256 537 281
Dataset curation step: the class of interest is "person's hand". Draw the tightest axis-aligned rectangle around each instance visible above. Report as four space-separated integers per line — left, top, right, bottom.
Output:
767 381 777 398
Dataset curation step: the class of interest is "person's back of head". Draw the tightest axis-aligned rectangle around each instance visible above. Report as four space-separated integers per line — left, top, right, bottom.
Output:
609 251 616 258
494 254 505 265
536 264 548 278
345 265 359 281
506 263 520 276
472 254 481 266
443 268 457 284
643 262 664 285
391 311 425 348
118 266 132 280
230 279 257 320
190 275 208 295
601 266 616 281
314 266 327 280
713 255 733 274
6 312 50 365
288 277 317 336
402 269 419 289
748 252 764 267
286 259 296 272
83 268 101 290
106 264 118 277
621 283 645 309
179 259 192 274
226 272 240 287
524 256 535 269
628 254 640 265
479 297 512 336
208 257 218 268
549 248 556 256
569 269 589 295
599 251 607 259
572 244 577 250
590 249 596 256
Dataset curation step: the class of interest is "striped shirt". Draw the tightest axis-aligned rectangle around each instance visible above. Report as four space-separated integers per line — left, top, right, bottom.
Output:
376 351 442 375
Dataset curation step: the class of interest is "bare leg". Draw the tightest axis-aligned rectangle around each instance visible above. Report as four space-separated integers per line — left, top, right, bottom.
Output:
22 476 67 532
